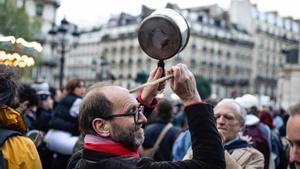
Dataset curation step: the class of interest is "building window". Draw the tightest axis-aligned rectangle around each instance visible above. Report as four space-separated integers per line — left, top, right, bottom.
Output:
197 16 203 22
292 22 299 32
120 46 125 57
111 47 116 58
192 43 196 50
217 50 222 56
284 19 291 30
175 54 182 61
258 12 266 21
268 13 275 25
202 46 207 52
36 4 44 17
102 48 108 57
277 17 283 28
128 46 134 55
191 43 196 59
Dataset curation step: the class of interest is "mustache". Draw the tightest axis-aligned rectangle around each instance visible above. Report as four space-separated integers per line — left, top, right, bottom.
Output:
134 124 143 130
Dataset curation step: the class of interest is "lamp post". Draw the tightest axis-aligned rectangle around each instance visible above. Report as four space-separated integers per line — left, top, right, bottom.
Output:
96 56 108 81
96 56 115 82
48 18 80 89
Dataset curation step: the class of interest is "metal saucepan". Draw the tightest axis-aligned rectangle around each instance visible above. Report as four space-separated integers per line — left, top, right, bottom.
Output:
138 8 190 60
130 9 190 93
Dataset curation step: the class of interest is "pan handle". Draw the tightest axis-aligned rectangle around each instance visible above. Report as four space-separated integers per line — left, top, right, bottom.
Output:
157 60 165 77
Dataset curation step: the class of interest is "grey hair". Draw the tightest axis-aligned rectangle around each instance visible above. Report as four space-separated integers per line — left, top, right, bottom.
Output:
289 102 300 117
218 98 247 125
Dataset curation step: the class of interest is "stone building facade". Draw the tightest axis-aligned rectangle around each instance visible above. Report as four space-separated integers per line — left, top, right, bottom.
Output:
65 1 299 98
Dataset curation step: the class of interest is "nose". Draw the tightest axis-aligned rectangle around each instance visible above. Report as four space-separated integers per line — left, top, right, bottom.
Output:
289 146 300 163
217 115 226 125
137 112 147 124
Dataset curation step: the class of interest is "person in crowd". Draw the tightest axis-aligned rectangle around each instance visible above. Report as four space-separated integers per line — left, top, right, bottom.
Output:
243 114 271 169
68 64 225 169
172 127 191 161
184 98 264 169
259 109 288 169
49 86 65 109
215 99 264 168
17 84 39 130
171 101 186 128
172 97 220 161
269 108 284 131
171 97 220 161
0 64 42 169
286 102 300 169
279 107 290 137
35 90 53 133
45 79 86 169
31 82 53 132
34 90 55 169
142 98 180 161
236 95 271 169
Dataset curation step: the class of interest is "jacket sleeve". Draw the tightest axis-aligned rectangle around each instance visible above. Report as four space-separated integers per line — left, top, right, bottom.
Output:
136 95 157 118
230 148 265 169
184 148 244 169
224 151 243 169
136 103 226 169
48 117 78 134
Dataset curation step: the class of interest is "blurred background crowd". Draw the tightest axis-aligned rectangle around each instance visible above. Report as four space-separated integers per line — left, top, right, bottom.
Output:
3 77 294 169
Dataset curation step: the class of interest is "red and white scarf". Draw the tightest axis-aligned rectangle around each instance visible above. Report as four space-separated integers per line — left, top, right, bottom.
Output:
84 134 139 157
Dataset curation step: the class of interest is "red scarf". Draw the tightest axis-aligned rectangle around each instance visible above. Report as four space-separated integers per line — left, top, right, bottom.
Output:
84 134 139 157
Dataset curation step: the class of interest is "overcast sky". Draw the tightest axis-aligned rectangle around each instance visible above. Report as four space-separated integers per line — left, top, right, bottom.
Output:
56 0 300 29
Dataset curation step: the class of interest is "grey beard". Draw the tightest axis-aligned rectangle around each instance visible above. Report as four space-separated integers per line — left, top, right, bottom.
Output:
110 124 144 151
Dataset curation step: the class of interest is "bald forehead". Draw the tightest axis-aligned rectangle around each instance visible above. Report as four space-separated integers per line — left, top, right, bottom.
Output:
99 86 126 92
287 115 300 128
96 86 128 99
216 100 238 110
214 100 240 116
287 115 300 140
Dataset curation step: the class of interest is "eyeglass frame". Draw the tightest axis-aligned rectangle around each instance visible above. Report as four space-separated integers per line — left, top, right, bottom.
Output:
102 104 145 124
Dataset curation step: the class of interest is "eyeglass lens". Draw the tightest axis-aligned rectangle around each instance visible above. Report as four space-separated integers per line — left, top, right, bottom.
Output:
134 105 144 124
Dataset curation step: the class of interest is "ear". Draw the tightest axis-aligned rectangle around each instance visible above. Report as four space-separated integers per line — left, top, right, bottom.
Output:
16 101 29 113
92 118 110 137
240 122 245 131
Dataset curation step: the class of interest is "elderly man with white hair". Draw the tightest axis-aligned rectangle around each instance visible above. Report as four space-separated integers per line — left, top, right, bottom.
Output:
184 98 265 169
214 99 265 169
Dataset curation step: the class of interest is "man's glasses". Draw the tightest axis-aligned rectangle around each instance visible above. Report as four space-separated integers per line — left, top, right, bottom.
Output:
103 104 144 124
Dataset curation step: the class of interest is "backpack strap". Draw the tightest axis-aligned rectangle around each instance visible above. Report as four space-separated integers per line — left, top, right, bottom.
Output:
152 123 173 155
0 128 22 169
0 128 22 145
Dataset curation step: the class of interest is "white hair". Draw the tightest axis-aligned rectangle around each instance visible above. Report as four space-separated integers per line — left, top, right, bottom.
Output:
217 98 247 125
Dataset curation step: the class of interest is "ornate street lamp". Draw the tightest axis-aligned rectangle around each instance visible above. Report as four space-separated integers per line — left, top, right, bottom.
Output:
96 56 108 81
48 18 80 89
96 56 115 82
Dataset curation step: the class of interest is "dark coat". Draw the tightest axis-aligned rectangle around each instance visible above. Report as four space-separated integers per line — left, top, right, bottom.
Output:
68 103 226 169
243 124 270 169
35 107 52 132
48 94 80 135
143 121 180 161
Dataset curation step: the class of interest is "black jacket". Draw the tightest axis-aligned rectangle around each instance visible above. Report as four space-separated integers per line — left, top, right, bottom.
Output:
49 94 80 135
68 103 226 169
35 107 52 132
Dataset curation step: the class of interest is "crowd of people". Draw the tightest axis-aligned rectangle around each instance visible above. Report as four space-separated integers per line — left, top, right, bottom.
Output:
0 63 299 169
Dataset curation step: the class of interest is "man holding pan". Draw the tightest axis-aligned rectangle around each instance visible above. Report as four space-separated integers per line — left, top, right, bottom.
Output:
67 63 225 169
